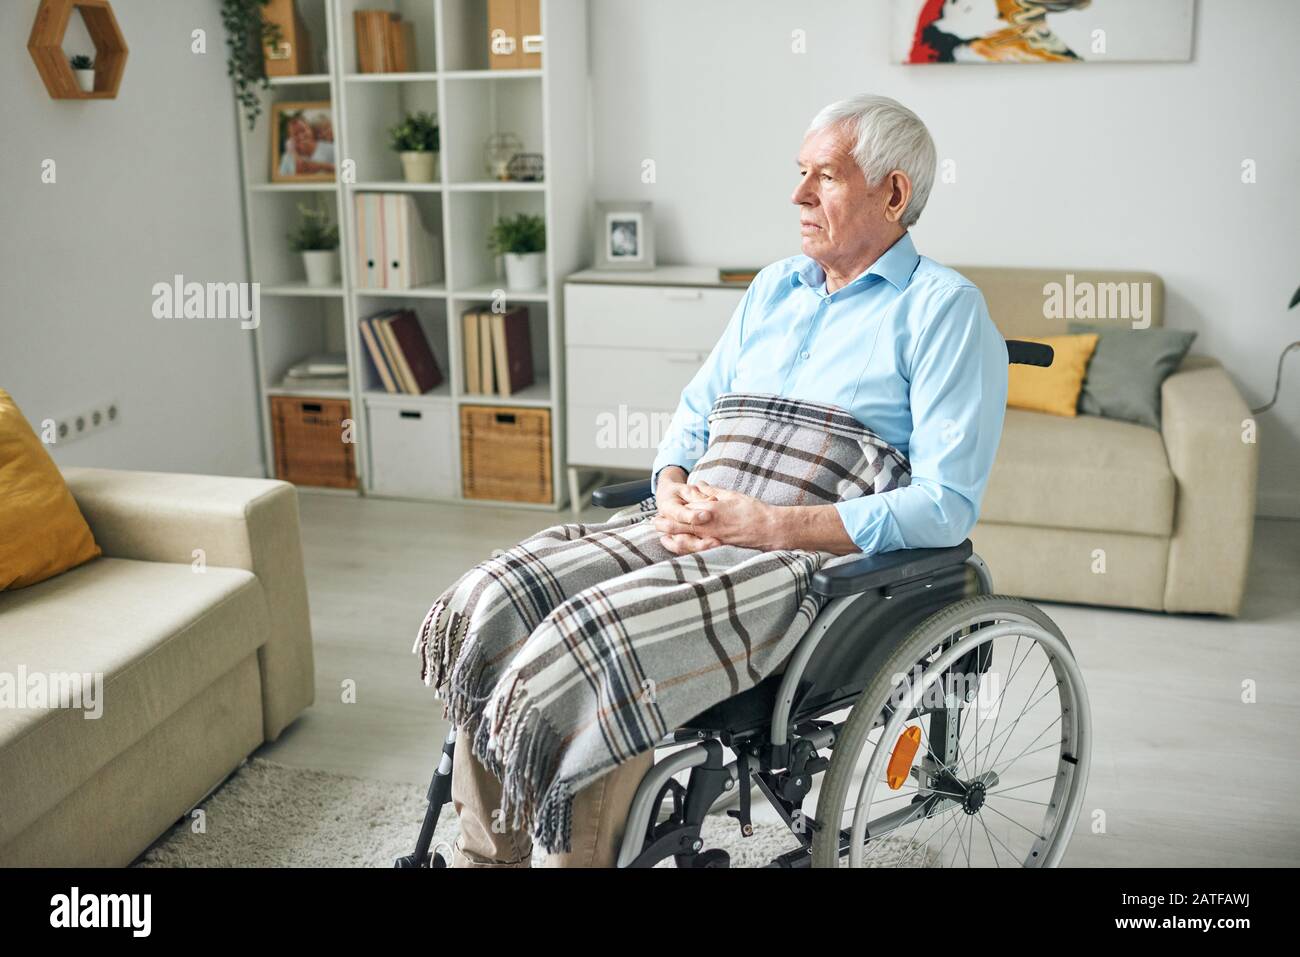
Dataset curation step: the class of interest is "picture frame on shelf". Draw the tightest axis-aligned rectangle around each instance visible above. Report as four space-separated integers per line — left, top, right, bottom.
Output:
270 101 337 183
593 200 654 270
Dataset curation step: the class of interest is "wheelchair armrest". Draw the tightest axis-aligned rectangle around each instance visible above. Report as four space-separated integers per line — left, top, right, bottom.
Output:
811 539 973 598
592 478 654 509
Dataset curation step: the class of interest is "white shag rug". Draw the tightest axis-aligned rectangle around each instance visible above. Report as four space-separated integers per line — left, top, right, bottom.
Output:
134 758 929 868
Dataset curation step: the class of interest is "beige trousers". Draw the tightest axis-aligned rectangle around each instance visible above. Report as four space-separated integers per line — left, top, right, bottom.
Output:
450 735 655 868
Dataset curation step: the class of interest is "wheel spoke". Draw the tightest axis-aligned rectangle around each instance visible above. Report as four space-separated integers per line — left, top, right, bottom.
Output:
826 607 1089 870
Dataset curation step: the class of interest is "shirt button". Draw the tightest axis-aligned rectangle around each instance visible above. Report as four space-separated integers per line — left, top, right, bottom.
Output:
800 350 810 359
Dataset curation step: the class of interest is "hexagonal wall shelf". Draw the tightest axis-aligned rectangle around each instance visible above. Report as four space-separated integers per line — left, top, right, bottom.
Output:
28 0 128 100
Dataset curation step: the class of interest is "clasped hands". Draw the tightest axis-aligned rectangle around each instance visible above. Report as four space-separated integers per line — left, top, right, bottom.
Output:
652 466 781 555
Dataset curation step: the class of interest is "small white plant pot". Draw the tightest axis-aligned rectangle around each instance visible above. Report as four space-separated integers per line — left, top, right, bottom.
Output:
399 151 438 183
302 250 339 287
503 251 545 291
74 69 95 93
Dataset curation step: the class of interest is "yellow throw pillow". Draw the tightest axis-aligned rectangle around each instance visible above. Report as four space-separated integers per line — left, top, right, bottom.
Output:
0 389 101 590
1006 333 1099 418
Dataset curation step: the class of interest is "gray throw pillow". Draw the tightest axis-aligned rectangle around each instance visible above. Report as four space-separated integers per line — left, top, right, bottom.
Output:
1068 322 1197 429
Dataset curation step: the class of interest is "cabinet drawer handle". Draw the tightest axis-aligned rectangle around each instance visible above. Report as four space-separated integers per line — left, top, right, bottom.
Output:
662 289 702 301
400 410 422 420
663 355 701 364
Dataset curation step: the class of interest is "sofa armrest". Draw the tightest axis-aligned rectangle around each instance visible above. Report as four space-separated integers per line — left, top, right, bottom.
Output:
1159 358 1258 615
61 467 314 739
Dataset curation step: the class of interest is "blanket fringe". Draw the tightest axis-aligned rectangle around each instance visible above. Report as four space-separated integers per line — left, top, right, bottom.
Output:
476 678 573 853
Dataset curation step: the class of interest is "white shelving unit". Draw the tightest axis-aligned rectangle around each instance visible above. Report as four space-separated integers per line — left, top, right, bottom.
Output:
236 0 589 510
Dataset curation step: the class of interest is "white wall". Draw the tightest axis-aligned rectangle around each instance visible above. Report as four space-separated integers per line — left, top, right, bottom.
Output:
588 0 1300 517
0 1 262 478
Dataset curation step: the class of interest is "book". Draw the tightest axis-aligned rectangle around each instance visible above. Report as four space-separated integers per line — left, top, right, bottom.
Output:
719 267 759 284
354 11 372 73
387 17 416 72
374 313 415 393
387 311 444 393
462 309 482 393
489 307 534 395
478 312 495 394
359 314 399 393
286 353 347 377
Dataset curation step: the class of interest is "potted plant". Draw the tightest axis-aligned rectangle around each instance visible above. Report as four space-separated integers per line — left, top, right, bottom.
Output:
220 0 284 129
70 54 95 93
288 201 340 287
389 111 440 183
488 213 546 291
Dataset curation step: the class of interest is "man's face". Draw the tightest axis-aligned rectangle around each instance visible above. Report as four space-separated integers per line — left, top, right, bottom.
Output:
791 124 894 269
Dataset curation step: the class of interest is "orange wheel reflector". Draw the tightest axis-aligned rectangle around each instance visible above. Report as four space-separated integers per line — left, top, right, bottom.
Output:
886 725 922 790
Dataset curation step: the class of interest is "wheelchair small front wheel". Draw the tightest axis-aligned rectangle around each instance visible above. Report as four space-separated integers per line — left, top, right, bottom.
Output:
812 595 1091 868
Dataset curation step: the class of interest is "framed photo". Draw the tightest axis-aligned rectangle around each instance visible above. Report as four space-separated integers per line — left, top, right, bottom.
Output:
593 201 654 270
270 101 336 183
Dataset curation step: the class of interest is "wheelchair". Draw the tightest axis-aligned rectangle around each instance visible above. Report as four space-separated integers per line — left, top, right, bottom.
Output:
396 341 1092 868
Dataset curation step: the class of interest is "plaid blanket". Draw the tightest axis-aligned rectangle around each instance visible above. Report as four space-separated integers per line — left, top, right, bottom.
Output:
415 391 911 852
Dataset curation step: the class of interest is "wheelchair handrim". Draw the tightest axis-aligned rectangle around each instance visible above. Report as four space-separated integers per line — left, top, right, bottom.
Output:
844 612 1091 868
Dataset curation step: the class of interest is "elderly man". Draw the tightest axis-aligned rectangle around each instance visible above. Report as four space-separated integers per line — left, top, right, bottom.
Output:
652 94 1007 558
431 94 1007 868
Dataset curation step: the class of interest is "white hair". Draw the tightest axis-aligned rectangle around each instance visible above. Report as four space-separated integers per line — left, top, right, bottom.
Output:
805 94 937 229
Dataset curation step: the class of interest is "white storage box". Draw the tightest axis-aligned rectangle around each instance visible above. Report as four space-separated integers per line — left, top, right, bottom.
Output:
366 399 456 499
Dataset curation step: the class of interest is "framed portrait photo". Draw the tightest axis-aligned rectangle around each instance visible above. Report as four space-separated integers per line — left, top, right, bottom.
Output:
593 201 654 270
270 101 337 183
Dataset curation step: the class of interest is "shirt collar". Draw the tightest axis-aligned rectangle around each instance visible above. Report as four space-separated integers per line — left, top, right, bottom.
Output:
790 231 921 295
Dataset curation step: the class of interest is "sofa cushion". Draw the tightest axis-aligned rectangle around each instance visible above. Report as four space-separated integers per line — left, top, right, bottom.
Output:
1006 333 1098 417
1069 321 1197 429
980 408 1175 537
0 389 100 590
0 557 269 846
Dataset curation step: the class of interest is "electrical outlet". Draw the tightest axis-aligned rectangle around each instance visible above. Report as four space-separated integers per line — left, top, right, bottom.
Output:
46 399 120 447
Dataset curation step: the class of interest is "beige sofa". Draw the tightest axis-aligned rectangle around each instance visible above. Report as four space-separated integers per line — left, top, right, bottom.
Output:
0 468 314 865
961 267 1257 616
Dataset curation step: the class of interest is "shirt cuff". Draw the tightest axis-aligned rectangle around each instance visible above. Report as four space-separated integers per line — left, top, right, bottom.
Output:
832 496 905 556
649 446 701 495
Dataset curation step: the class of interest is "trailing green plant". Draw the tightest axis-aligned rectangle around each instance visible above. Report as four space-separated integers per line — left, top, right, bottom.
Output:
388 111 440 153
487 213 545 255
69 54 93 69
287 201 339 252
221 0 283 130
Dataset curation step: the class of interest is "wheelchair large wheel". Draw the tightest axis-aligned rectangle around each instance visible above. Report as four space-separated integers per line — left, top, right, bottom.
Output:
811 596 1090 868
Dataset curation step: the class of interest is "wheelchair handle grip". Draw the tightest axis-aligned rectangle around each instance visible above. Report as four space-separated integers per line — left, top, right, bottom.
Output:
1006 340 1054 367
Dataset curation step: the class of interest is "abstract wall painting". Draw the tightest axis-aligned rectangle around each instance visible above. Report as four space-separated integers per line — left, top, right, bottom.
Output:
893 0 1195 64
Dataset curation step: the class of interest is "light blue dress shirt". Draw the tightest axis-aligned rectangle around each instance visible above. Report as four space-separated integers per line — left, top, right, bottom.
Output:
650 231 1009 556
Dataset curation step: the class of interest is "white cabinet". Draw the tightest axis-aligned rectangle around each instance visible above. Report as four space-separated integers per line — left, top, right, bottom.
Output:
562 267 747 510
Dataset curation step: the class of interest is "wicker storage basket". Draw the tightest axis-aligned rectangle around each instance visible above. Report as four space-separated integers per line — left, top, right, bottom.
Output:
269 396 358 489
459 405 552 503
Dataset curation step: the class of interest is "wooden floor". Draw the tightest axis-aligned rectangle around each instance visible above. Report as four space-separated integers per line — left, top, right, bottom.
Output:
258 493 1300 867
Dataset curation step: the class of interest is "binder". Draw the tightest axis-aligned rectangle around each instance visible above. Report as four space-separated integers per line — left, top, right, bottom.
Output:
518 0 543 69
263 0 314 76
354 193 383 289
382 193 443 290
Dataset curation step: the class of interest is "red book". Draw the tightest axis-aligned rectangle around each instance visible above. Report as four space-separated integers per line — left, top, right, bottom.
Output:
490 307 534 395
387 310 444 393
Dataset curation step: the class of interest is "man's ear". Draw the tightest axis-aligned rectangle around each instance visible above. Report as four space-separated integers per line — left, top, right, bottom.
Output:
883 170 913 224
